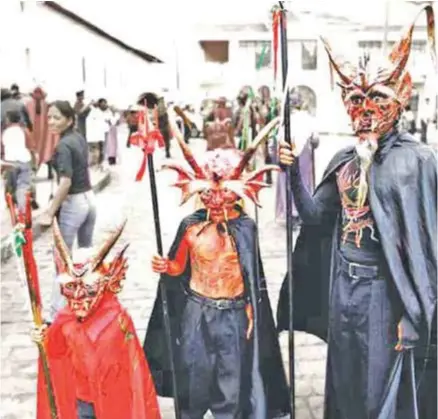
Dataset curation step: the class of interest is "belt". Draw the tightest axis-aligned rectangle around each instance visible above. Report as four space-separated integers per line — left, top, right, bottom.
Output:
338 254 382 280
185 288 246 310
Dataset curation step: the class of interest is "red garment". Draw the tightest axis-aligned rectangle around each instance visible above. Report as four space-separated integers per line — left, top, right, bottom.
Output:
24 90 59 166
37 294 161 419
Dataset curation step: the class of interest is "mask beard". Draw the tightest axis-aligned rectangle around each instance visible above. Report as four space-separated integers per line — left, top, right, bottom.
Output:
355 137 378 208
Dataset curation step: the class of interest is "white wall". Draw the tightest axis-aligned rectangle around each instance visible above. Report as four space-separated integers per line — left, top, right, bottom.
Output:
0 2 172 106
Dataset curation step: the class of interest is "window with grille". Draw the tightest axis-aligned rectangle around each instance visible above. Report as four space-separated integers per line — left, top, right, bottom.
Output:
239 41 272 69
81 57 86 83
301 41 317 70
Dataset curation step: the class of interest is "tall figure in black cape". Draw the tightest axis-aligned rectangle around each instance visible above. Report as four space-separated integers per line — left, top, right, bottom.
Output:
144 118 290 418
277 5 437 419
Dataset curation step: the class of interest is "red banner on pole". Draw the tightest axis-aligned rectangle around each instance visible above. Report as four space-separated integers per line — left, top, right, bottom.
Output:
129 108 164 181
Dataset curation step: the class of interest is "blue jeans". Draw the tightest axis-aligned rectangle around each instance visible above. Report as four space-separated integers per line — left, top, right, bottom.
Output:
4 161 31 212
77 400 96 419
49 191 97 320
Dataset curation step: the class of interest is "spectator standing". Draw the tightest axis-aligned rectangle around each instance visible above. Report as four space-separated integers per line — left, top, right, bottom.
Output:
73 90 93 140
24 85 59 180
39 101 97 320
1 110 32 211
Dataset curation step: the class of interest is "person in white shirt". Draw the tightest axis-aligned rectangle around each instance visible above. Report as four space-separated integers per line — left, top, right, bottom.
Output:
2 110 32 211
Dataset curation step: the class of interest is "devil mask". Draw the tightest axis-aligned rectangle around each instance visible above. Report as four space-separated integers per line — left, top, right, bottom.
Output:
164 115 280 220
53 219 129 320
321 5 436 141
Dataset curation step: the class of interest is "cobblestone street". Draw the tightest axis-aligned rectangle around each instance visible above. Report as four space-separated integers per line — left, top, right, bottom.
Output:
0 136 354 419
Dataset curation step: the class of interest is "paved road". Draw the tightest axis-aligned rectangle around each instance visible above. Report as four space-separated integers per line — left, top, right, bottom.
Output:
1 136 351 419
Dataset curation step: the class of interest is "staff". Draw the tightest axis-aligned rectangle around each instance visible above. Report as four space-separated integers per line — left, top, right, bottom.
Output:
129 97 181 419
277 2 296 417
6 192 59 419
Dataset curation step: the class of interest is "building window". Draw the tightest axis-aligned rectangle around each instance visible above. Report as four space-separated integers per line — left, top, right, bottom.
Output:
81 57 86 83
103 67 107 88
200 41 229 63
301 41 317 70
239 41 272 69
25 48 31 71
255 42 271 69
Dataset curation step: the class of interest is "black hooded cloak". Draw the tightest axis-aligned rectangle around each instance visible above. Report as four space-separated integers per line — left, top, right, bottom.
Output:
276 132 437 418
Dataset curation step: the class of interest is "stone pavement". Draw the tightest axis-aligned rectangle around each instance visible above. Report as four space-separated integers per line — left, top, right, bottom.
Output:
1 135 351 419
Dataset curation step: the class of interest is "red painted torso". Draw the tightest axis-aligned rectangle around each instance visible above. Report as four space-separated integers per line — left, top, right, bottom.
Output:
185 222 244 298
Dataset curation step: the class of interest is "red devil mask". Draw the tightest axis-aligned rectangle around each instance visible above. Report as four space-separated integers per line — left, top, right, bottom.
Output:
321 5 436 141
54 219 128 320
164 115 280 219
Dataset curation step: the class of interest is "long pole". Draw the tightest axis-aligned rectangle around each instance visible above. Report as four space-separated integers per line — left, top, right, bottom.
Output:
6 193 59 419
144 103 181 419
279 3 295 418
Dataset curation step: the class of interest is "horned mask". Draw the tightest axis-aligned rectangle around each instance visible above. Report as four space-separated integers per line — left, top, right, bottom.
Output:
321 5 436 140
164 114 280 219
54 219 129 320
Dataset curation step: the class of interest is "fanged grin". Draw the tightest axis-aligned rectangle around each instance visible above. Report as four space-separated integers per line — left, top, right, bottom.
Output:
71 298 94 317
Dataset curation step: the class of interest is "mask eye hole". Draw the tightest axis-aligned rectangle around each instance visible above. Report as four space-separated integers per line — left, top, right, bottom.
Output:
369 92 389 103
350 96 364 106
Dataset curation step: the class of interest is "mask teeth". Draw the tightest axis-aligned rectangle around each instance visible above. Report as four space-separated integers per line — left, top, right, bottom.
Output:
206 209 210 221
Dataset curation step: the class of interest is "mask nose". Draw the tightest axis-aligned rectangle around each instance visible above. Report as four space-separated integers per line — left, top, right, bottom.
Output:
73 286 86 299
211 192 224 207
363 98 376 113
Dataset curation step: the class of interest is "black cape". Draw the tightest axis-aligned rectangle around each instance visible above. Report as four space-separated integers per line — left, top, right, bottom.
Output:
144 209 290 418
276 132 437 418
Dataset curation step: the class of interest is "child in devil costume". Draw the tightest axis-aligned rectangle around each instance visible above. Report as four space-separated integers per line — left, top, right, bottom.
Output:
31 219 161 419
144 117 290 419
277 5 437 419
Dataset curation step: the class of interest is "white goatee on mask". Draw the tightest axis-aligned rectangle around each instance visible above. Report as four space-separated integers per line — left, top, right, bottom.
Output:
355 138 378 208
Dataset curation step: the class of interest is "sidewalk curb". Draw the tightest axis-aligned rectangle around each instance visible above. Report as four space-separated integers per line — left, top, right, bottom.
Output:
1 171 112 264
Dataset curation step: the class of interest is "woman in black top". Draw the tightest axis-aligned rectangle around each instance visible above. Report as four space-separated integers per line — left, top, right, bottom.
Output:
40 101 97 320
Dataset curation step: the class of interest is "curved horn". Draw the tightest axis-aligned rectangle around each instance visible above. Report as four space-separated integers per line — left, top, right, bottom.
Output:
171 106 206 179
231 117 280 179
53 218 74 273
387 5 436 83
320 36 353 87
90 219 127 271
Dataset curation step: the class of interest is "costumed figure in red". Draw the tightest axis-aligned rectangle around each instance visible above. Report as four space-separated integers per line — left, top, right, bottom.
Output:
277 5 437 419
203 96 235 151
31 220 161 419
144 116 290 418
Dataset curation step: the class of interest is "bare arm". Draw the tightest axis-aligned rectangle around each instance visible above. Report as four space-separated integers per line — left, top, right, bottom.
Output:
151 233 190 276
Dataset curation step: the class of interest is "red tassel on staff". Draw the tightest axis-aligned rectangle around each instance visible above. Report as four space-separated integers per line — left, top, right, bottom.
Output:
272 9 281 82
129 106 164 182
6 192 59 418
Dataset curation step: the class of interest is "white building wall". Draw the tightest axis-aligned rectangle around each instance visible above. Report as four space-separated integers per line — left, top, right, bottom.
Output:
185 16 435 134
0 2 172 106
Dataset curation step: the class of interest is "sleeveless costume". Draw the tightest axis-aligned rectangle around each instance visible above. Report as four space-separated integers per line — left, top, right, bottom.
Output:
144 118 290 419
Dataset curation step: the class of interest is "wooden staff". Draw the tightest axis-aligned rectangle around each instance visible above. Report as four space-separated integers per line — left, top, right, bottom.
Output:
133 99 182 419
6 192 59 419
277 2 296 417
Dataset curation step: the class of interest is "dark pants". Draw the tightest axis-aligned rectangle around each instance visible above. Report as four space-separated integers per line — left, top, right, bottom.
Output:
77 400 95 419
328 252 399 419
180 291 249 419
97 141 104 165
